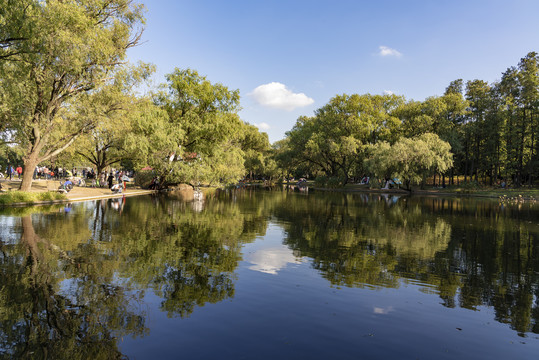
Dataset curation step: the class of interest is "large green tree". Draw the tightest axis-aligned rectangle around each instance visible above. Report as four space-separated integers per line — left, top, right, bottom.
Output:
0 0 144 190
73 63 156 174
286 93 403 184
151 68 255 186
366 133 453 191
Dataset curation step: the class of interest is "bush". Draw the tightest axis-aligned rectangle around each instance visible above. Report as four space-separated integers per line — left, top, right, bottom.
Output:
134 170 155 188
456 181 480 193
314 176 345 188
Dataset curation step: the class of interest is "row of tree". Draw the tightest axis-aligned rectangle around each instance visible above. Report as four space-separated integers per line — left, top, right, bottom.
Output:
269 52 539 189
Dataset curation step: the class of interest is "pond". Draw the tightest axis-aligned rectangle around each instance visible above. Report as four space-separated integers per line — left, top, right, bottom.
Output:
0 189 538 359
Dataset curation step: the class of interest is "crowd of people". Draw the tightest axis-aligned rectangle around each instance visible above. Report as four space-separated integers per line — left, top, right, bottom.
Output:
2 163 132 193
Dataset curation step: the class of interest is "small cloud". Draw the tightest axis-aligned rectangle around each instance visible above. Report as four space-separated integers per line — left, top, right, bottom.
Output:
250 82 314 111
256 122 270 130
379 46 402 58
383 90 394 95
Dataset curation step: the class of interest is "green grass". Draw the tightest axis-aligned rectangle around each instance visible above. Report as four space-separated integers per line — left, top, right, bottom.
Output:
0 191 67 205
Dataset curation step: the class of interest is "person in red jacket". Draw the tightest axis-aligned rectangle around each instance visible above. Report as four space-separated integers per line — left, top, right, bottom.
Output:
15 165 22 179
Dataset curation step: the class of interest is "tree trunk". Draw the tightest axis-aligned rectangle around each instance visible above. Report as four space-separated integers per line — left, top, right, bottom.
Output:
19 151 41 191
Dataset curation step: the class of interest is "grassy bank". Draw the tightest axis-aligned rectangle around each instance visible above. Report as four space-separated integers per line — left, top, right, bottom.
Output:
0 191 67 206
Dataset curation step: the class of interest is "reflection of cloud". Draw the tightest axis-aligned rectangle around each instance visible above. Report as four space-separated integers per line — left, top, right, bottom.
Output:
250 82 314 111
374 306 394 314
246 246 303 275
379 46 402 58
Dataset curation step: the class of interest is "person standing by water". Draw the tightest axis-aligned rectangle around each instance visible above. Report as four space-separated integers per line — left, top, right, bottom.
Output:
108 172 114 189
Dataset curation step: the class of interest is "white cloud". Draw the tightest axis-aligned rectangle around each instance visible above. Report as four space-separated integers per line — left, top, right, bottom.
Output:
255 122 270 130
379 46 402 58
250 82 314 111
383 90 394 95
257 122 271 130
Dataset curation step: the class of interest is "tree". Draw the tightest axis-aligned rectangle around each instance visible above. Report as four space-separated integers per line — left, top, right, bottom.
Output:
465 79 492 182
517 52 539 184
73 63 156 174
367 133 453 191
151 68 247 186
0 0 144 190
240 124 271 181
285 93 404 185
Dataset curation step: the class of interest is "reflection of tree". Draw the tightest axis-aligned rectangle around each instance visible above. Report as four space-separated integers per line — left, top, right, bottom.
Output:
110 192 271 318
274 193 451 288
2 189 539 345
274 193 539 336
0 216 147 359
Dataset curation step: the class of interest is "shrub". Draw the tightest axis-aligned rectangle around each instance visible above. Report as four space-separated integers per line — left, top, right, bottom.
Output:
134 170 155 188
315 176 345 188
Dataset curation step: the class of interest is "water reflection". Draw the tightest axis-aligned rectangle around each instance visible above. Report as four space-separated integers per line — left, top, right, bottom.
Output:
246 245 302 275
271 192 539 336
0 189 538 359
0 194 267 358
0 214 147 359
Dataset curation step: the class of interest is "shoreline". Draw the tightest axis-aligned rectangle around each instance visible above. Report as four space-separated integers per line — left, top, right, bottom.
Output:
268 183 539 201
0 179 157 207
5 189 157 208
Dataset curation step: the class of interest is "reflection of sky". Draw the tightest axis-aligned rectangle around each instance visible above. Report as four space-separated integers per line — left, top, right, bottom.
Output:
243 223 304 275
0 216 19 245
245 246 303 275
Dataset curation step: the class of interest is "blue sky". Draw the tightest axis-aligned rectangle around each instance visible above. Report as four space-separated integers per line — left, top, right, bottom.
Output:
127 0 539 143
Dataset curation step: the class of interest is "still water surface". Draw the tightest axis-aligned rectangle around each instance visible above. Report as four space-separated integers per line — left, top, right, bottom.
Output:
1 189 538 359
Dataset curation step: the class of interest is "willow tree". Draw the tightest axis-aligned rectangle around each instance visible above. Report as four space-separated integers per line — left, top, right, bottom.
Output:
285 93 403 184
71 63 156 175
0 0 144 190
151 68 247 186
367 133 453 191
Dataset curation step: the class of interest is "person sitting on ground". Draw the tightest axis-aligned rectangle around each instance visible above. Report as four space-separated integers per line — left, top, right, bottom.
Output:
58 179 73 193
111 183 123 194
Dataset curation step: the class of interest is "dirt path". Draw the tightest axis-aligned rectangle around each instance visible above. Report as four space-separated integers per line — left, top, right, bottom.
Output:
1 179 154 201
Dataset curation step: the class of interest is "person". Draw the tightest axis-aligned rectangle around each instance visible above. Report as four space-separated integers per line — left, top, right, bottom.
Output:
121 174 128 191
111 183 122 193
58 179 73 193
15 165 22 179
108 172 114 189
6 164 12 180
148 176 159 190
99 172 106 188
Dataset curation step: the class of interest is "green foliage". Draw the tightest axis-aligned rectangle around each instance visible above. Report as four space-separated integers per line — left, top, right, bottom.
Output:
367 133 453 190
0 191 66 205
314 175 345 188
284 93 404 183
0 0 145 190
147 68 265 186
134 170 156 188
279 52 539 189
